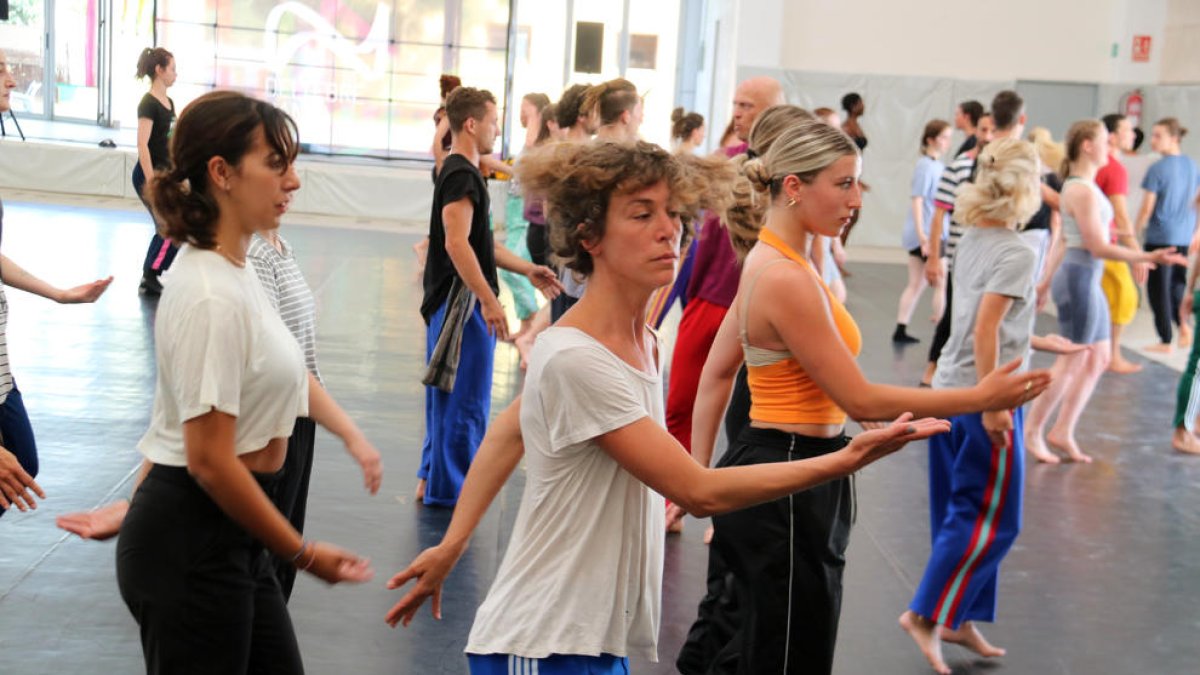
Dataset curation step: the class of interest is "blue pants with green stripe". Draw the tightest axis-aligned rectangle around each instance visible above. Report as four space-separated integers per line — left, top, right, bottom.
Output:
910 409 1024 630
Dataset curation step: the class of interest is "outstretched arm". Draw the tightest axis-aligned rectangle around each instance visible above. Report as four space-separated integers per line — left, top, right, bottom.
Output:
386 396 526 627
0 254 112 303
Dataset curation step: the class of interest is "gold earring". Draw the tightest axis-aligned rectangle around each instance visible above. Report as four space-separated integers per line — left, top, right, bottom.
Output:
786 198 797 207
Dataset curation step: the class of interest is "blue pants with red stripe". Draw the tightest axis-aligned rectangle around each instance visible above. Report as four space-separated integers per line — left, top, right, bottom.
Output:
910 409 1024 630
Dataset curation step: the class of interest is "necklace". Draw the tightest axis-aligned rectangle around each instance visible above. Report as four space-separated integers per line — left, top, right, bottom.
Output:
214 244 247 267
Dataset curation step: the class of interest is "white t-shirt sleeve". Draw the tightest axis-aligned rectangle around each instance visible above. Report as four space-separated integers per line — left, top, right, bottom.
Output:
164 296 249 422
538 346 650 452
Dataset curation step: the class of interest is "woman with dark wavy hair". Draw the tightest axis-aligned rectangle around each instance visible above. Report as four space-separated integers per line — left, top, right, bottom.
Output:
115 91 372 674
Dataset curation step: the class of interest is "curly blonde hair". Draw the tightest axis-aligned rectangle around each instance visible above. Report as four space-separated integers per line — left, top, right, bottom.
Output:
1027 126 1064 176
953 137 1041 227
515 140 735 276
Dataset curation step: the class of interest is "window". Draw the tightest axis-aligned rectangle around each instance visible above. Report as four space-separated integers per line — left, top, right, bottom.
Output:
152 0 511 158
628 34 657 70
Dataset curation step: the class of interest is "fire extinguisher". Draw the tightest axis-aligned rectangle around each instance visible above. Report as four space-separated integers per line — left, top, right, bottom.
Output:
1122 90 1143 130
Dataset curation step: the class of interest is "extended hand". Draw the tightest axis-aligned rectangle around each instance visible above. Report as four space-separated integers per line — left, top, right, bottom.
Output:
385 543 465 628
527 264 564 300
841 413 951 472
304 541 374 585
0 447 44 512
978 358 1052 410
56 499 129 540
58 276 114 304
1151 248 1189 268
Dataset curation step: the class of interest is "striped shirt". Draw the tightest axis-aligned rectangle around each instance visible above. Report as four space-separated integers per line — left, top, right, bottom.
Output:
933 152 978 267
248 234 322 384
0 198 11 404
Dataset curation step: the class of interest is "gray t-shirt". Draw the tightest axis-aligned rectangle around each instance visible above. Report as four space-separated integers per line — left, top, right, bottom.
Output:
934 226 1037 390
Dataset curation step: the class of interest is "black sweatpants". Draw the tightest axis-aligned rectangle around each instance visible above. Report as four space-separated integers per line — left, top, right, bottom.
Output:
1145 243 1188 344
117 465 303 675
271 417 317 601
686 427 854 675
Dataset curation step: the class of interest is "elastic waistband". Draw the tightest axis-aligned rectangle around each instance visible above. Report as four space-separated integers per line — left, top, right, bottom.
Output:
147 463 284 490
734 426 849 456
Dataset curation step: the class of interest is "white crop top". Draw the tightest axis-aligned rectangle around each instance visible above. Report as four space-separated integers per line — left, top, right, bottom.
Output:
138 245 309 466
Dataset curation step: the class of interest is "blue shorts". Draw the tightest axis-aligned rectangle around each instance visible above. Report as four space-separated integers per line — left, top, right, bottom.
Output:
468 653 630 675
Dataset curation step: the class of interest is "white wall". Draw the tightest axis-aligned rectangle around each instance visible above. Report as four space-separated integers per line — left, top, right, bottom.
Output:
733 0 1170 85
1162 0 1200 83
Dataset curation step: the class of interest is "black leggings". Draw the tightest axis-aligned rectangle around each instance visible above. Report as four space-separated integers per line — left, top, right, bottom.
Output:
1146 244 1188 344
684 428 853 675
928 272 954 366
117 465 303 675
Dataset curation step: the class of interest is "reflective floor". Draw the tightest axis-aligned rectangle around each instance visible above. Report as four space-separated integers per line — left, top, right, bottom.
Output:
0 196 1197 674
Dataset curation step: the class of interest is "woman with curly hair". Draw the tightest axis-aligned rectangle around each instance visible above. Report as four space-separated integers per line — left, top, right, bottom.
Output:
382 140 953 674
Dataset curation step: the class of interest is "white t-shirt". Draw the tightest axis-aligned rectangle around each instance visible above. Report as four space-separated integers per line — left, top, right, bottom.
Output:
138 245 309 466
466 327 666 661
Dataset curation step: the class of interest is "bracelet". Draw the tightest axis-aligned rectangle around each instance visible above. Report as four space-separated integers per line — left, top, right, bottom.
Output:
300 543 318 571
289 539 310 565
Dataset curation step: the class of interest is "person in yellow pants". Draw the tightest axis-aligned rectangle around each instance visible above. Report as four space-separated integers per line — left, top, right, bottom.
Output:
1096 114 1147 374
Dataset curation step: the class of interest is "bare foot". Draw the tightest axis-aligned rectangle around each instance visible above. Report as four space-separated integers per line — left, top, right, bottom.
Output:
415 479 426 502
1025 430 1061 464
940 621 1006 658
1145 342 1174 354
1046 430 1093 463
703 525 714 545
899 611 951 675
1172 427 1200 455
1107 358 1143 374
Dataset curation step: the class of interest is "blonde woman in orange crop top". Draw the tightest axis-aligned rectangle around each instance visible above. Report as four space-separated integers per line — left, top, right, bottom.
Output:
674 118 1052 675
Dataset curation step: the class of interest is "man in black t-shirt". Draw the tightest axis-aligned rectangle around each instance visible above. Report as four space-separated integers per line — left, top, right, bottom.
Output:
417 86 560 507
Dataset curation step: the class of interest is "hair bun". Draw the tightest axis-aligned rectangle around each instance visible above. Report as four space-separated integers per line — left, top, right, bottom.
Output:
742 158 773 194
671 107 684 123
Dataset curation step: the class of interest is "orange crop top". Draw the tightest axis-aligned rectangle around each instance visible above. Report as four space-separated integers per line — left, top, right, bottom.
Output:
740 229 862 425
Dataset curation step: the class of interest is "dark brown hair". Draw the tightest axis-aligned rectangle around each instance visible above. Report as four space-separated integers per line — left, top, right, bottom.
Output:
556 83 592 129
439 74 462 101
1155 117 1189 140
516 140 734 276
136 47 173 81
671 107 705 142
958 100 984 126
535 103 555 145
583 78 640 127
445 87 496 133
921 119 951 153
148 91 299 249
991 90 1025 131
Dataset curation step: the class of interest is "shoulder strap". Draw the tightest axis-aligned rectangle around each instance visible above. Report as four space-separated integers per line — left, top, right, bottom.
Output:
739 258 796 345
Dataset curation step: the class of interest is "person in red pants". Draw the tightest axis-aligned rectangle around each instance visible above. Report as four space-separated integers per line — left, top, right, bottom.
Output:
664 77 784 463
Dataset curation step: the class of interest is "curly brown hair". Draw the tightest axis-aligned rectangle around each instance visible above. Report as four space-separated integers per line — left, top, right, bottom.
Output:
515 140 735 277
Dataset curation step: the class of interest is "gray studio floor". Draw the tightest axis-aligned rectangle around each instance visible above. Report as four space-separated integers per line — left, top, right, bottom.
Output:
0 195 1197 674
